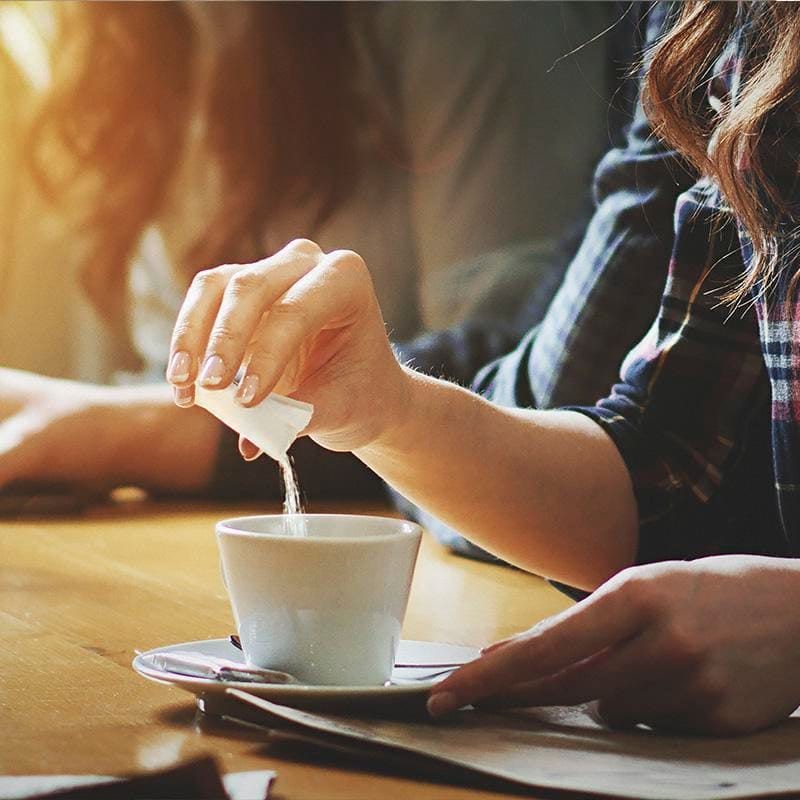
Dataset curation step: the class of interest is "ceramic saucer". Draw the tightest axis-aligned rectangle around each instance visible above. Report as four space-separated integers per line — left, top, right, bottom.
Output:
133 638 478 713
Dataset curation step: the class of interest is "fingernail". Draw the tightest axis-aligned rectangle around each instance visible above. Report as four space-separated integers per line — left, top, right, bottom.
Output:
235 374 259 406
173 385 194 407
427 691 459 718
239 437 263 461
166 351 191 384
199 355 225 387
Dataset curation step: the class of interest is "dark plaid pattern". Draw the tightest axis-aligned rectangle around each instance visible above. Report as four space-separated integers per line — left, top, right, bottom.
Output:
475 4 691 415
571 13 800 563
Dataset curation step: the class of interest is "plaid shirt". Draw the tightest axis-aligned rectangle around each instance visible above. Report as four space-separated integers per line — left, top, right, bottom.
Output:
562 9 797 564
456 4 798 568
409 3 704 559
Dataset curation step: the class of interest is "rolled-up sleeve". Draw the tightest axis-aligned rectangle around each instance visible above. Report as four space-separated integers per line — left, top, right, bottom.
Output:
570 181 786 564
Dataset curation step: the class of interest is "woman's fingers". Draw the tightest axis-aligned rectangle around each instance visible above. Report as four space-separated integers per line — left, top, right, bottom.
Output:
473 627 675 712
167 239 322 395
167 263 239 389
200 241 323 392
235 249 369 407
427 575 650 717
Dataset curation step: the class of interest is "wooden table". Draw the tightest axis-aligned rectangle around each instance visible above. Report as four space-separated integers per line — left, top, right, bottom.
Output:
0 497 571 798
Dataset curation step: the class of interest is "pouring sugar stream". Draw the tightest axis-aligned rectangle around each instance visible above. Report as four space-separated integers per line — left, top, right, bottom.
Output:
194 384 312 536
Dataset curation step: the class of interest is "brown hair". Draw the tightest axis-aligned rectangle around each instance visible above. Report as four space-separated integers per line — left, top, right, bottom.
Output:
644 1 800 304
27 2 387 318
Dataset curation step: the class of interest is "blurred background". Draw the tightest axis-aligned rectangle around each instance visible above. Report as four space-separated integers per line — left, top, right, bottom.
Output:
0 1 631 505
0 0 616 383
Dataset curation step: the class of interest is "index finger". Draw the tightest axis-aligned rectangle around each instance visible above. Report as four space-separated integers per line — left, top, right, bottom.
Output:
427 580 647 717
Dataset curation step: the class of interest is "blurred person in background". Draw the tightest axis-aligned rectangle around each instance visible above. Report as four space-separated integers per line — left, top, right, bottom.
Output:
0 1 612 500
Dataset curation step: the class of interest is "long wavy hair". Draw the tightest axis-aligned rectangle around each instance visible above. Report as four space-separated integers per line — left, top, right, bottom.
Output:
27 2 392 319
644 1 800 304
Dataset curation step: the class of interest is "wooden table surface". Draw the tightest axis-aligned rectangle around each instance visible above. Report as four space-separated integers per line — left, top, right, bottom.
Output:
0 496 572 799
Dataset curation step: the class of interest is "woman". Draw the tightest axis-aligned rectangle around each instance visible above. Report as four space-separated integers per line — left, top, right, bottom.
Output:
167 0 800 736
0 2 610 494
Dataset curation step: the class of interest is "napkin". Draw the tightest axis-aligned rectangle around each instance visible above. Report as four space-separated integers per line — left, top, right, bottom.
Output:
226 690 800 800
138 650 296 683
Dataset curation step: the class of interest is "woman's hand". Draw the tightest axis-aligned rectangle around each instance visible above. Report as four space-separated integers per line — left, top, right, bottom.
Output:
166 239 410 452
428 555 800 735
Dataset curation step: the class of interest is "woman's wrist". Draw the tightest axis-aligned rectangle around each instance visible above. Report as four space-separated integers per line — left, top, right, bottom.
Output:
356 366 476 463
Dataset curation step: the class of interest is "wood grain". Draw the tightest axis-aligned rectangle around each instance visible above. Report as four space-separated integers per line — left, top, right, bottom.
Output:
0 497 571 798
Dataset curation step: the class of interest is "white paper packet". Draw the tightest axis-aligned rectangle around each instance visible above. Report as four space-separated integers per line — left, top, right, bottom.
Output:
194 384 313 461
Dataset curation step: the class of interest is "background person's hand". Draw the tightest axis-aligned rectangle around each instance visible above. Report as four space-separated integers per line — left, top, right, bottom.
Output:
0 368 118 491
428 555 800 735
166 239 410 453
0 368 221 494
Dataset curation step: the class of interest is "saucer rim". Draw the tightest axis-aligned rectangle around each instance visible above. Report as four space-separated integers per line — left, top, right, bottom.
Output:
132 637 476 698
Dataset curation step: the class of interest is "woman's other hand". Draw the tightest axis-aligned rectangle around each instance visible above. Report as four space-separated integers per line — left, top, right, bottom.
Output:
428 555 800 735
166 239 410 453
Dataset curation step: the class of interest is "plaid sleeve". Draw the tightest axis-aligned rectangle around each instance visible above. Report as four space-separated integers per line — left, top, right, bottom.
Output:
476 18 697 410
571 180 787 565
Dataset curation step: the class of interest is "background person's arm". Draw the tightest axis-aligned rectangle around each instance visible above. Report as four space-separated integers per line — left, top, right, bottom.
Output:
0 373 220 495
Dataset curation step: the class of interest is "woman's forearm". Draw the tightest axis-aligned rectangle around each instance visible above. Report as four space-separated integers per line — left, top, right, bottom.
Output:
357 368 638 590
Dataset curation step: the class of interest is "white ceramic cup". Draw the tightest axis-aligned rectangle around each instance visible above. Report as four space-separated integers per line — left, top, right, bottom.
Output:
216 514 422 686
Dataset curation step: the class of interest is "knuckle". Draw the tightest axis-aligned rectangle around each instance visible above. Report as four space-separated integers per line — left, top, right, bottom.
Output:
662 623 704 669
287 238 322 256
270 298 310 329
226 270 263 297
170 321 196 343
606 565 637 591
207 326 240 352
616 571 662 619
328 248 367 275
246 342 276 368
689 666 727 709
191 267 227 292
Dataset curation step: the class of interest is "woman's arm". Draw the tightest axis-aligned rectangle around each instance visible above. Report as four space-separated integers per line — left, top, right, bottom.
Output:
358 369 638 589
167 239 637 591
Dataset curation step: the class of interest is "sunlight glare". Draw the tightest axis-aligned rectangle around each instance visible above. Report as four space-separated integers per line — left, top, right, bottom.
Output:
0 3 50 91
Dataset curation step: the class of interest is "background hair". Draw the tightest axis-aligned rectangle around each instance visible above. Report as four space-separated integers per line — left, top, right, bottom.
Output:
644 1 800 305
27 2 388 319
